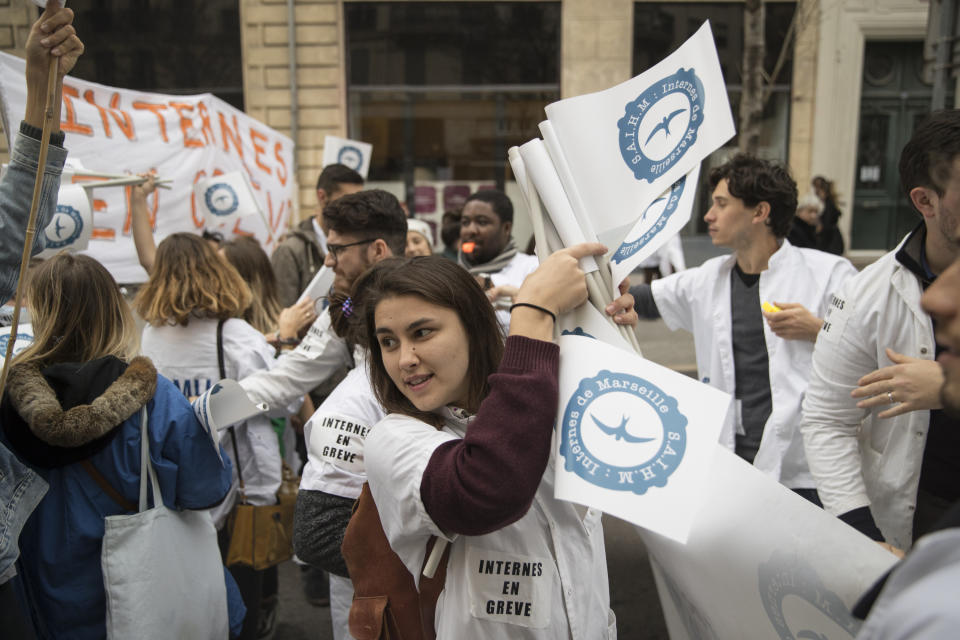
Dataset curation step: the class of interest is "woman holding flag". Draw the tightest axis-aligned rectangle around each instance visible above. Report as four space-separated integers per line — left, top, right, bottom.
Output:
348 245 629 639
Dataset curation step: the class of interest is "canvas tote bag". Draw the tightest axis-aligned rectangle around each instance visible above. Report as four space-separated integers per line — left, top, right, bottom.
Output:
100 405 229 639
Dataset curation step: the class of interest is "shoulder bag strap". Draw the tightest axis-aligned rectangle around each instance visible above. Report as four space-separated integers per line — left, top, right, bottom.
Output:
217 318 247 500
81 460 136 512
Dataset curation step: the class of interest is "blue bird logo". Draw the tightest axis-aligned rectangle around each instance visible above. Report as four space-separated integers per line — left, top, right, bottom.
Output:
590 414 655 443
644 108 686 146
54 216 66 238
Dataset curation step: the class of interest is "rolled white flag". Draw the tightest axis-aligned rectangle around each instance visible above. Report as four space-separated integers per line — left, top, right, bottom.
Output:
39 184 92 257
193 171 261 229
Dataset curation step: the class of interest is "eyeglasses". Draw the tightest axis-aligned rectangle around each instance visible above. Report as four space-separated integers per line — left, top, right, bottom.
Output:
326 238 375 263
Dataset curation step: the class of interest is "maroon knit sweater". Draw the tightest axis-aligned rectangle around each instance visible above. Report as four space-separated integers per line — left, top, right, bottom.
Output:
419 335 559 536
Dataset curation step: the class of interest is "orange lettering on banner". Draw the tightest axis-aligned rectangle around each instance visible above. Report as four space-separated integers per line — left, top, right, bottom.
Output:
83 90 136 140
250 128 271 175
218 111 261 190
231 219 256 238
91 228 116 240
170 102 205 149
197 102 215 146
133 101 170 143
274 142 288 186
109 94 136 140
60 85 94 136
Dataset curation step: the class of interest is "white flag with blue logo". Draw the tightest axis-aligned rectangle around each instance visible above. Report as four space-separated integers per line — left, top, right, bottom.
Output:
322 135 373 179
608 164 700 291
38 184 93 257
639 448 897 640
555 334 729 543
193 171 261 229
0 323 33 363
543 20 734 251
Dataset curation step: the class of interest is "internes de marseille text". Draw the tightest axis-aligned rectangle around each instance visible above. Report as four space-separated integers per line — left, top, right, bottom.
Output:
477 559 544 618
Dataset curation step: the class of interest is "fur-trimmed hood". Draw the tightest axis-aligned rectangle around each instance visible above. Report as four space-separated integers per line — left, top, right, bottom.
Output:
1 355 157 469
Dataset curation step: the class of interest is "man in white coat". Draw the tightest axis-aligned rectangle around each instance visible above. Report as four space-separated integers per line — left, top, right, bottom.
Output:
631 154 856 499
801 110 960 553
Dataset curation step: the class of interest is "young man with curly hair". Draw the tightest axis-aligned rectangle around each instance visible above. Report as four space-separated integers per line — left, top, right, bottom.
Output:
632 154 856 498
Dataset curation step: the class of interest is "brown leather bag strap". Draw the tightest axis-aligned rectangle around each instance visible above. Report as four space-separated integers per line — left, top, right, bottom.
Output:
81 459 136 512
418 536 451 640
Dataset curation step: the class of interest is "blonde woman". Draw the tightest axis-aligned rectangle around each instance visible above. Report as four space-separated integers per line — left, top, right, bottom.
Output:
134 233 288 639
0 253 242 638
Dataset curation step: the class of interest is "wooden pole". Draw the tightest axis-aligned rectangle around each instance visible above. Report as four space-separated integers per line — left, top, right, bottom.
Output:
0 57 59 399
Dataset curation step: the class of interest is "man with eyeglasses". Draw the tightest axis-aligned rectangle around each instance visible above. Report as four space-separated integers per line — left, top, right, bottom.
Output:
238 190 406 634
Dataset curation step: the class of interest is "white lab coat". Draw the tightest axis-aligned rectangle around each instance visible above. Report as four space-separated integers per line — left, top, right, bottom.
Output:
240 308 354 416
366 409 616 640
301 361 385 640
801 238 934 550
488 252 540 331
141 317 283 526
651 240 857 487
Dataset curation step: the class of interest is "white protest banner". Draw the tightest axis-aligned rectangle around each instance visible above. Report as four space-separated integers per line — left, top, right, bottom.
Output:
639 447 898 640
0 52 295 284
555 334 729 542
191 379 269 465
0 323 33 363
543 21 734 250
193 171 261 228
608 164 699 291
558 303 633 354
322 135 373 179
38 184 93 257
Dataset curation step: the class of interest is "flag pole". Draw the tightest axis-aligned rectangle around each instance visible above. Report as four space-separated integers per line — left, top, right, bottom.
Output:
0 57 59 399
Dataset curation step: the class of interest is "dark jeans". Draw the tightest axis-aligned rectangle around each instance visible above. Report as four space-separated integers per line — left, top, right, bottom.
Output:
218 526 266 640
914 487 953 543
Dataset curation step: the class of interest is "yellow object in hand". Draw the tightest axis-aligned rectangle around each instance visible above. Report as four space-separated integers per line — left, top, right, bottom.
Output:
762 302 782 313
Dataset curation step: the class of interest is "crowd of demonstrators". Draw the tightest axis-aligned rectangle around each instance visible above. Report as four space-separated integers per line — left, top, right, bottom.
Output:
801 110 960 555
7 7 960 640
631 155 857 503
271 163 364 308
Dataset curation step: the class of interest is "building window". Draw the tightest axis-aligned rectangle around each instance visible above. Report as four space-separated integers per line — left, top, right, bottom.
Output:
633 2 797 235
67 0 244 110
345 2 561 207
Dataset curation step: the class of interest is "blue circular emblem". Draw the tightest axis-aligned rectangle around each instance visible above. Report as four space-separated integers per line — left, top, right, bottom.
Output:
611 175 686 265
45 204 83 249
758 553 861 639
617 67 705 183
337 145 364 171
204 183 239 217
559 370 687 494
0 332 34 358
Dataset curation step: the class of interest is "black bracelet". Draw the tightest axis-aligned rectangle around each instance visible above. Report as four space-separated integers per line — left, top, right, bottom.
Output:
509 302 556 323
278 337 300 346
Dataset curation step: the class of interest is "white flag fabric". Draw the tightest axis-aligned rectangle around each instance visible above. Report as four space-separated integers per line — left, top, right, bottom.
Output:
640 447 898 640
542 21 734 250
608 164 700 290
191 379 269 465
38 184 93 257
555 334 729 542
0 52 295 284
193 171 260 229
296 265 335 305
322 135 373 179
0 323 33 363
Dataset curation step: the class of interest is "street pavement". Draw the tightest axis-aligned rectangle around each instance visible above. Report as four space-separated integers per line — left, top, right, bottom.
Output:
273 317 696 639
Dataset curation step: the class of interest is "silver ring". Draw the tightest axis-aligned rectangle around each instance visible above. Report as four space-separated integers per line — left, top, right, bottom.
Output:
887 391 895 404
